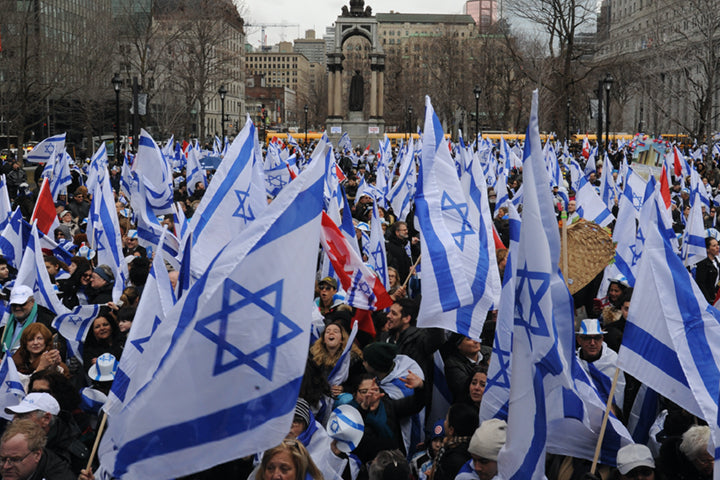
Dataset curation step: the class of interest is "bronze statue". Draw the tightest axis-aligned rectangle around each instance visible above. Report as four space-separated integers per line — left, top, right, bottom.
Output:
349 71 364 111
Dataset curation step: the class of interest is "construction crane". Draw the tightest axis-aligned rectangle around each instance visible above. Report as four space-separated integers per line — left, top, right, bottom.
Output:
245 23 300 50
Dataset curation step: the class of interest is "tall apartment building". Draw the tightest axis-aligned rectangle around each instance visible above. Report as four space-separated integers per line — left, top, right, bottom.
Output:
594 0 720 138
246 45 311 128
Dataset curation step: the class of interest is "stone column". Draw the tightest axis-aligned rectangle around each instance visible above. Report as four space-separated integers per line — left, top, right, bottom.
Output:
327 67 335 117
377 69 384 118
370 69 378 117
334 68 343 118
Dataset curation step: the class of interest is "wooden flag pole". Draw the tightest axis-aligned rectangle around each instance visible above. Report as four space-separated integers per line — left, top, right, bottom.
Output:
402 254 422 289
86 411 108 472
590 367 621 474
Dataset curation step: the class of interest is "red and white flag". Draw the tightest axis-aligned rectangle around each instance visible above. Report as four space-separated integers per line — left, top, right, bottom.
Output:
31 178 59 235
320 212 392 313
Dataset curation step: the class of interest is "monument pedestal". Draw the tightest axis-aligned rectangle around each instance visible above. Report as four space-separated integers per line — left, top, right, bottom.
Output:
326 113 385 150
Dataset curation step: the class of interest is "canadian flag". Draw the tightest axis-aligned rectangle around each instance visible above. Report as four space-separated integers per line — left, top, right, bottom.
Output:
320 212 393 335
581 136 591 159
31 178 60 236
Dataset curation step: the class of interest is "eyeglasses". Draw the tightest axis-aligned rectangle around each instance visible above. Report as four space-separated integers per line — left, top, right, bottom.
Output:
81 273 93 279
579 335 603 342
0 450 35 466
318 285 334 291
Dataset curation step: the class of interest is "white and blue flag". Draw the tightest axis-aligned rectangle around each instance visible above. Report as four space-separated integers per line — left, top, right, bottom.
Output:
414 96 473 325
102 146 327 480
26 133 66 163
188 118 272 277
0 354 25 421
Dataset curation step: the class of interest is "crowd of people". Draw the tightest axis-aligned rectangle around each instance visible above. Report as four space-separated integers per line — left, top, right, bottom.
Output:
0 137 717 480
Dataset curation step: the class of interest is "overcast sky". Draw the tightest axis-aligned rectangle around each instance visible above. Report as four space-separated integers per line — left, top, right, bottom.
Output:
243 0 468 49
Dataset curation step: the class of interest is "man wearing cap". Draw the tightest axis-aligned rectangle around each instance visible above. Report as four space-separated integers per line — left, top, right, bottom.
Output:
122 230 146 258
67 186 90 222
616 443 655 479
5 393 85 472
576 319 625 414
0 419 75 480
0 286 56 356
86 266 115 305
315 277 346 317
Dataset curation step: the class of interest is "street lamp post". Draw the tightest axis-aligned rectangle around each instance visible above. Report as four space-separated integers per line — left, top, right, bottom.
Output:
218 85 227 138
603 73 614 155
596 84 603 155
473 85 481 141
304 104 308 145
566 98 571 142
111 73 122 162
407 105 413 141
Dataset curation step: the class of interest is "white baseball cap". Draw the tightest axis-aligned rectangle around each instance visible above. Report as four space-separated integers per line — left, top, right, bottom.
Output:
5 393 60 416
9 285 33 305
616 444 655 475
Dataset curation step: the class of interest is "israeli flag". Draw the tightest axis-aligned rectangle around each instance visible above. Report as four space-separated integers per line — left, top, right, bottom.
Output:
0 175 11 231
86 142 109 195
47 150 73 201
105 228 176 416
414 96 473 323
88 172 128 302
103 144 327 480
387 139 417 223
0 208 27 270
185 146 207 196
618 194 720 429
574 177 614 227
599 153 617 210
497 92 565 479
681 192 707 267
367 201 389 288
132 129 174 216
480 203 520 423
120 156 137 201
0 354 25 421
189 118 268 278
131 180 180 266
26 133 66 163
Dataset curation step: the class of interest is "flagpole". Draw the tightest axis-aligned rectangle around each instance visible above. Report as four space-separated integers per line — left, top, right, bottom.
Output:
561 210 569 287
402 254 421 289
590 367 621 474
86 411 108 472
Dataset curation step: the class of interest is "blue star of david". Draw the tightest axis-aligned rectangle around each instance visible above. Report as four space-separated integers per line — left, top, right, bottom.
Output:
267 175 287 188
371 244 386 273
65 315 83 326
329 418 340 434
44 144 55 155
514 262 551 348
629 244 642 266
94 230 106 253
441 191 474 250
486 334 512 390
194 279 302 380
131 316 162 353
232 188 255 222
635 227 645 245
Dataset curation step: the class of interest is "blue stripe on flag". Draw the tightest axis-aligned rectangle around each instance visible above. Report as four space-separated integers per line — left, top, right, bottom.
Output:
114 376 302 476
622 322 689 388
249 174 324 254
511 368 546 479
665 240 720 401
413 195 461 311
